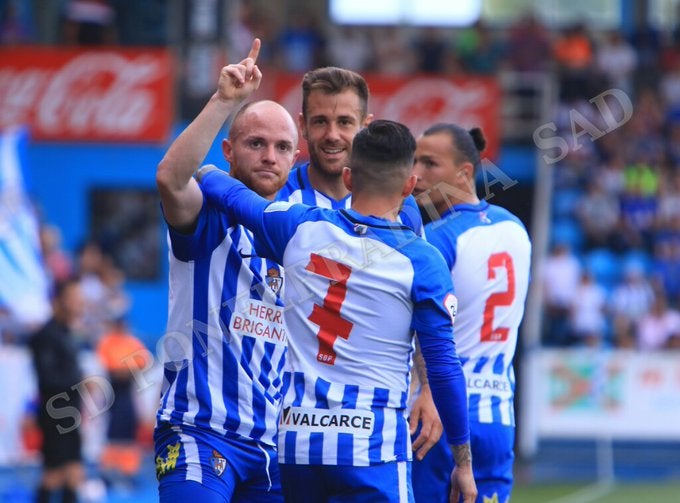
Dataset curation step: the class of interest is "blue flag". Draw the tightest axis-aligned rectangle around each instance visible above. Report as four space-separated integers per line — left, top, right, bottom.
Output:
0 127 51 328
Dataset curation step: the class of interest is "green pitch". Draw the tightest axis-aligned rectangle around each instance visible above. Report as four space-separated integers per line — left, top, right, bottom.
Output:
511 482 680 502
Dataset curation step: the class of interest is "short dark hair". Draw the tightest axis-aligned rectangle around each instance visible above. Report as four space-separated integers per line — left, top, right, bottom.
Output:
52 275 81 301
301 67 369 120
349 120 416 194
422 123 486 173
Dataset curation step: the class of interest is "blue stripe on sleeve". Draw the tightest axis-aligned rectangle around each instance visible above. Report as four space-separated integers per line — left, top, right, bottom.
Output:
369 388 389 463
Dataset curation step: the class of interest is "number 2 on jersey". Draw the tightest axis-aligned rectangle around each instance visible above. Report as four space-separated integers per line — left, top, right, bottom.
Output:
305 254 354 365
481 252 515 342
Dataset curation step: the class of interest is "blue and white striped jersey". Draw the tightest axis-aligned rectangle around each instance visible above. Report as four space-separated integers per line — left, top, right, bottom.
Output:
277 163 424 236
200 171 469 467
425 201 531 427
156 187 287 448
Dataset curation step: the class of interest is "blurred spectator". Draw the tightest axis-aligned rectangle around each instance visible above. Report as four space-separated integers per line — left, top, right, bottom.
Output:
27 277 85 503
0 0 36 44
631 87 666 135
97 317 150 486
636 293 680 350
455 20 505 75
609 263 655 348
595 148 626 198
32 0 63 44
656 172 680 225
660 60 680 113
274 11 325 71
652 230 680 308
98 255 130 322
595 29 637 95
542 243 582 346
372 26 416 75
569 270 608 347
62 0 116 45
326 25 372 72
412 26 453 74
576 179 620 250
75 240 130 345
505 11 551 72
40 224 73 285
619 160 659 249
552 22 595 102
664 122 680 168
110 0 167 46
76 240 108 344
629 20 662 92
228 0 258 61
227 0 277 66
661 36 680 73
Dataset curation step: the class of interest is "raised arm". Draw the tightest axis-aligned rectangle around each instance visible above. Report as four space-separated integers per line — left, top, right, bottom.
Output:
156 38 262 232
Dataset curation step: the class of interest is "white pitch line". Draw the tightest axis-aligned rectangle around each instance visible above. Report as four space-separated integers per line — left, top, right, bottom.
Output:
544 481 616 503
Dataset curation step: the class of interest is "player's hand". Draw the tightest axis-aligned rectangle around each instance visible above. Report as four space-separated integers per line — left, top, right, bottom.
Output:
449 464 477 503
409 385 443 460
216 38 262 102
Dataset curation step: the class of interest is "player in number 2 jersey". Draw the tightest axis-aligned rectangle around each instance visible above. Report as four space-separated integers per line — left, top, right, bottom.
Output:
412 123 531 503
199 120 477 503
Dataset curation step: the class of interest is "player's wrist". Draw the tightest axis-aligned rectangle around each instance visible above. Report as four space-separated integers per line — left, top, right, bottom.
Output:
211 92 243 108
450 441 472 467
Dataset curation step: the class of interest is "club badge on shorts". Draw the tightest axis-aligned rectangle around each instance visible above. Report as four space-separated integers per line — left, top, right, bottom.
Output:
210 449 227 477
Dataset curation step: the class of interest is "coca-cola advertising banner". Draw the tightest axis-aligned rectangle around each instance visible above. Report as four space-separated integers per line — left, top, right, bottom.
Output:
272 73 501 160
0 47 174 142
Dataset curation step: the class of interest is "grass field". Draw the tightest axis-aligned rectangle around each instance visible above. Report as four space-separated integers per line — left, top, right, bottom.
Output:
512 481 680 502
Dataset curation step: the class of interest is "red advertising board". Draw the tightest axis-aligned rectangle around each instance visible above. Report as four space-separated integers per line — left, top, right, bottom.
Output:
272 73 501 161
0 47 174 142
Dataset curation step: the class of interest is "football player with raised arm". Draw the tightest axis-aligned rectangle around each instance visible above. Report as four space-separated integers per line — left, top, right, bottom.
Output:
154 39 299 502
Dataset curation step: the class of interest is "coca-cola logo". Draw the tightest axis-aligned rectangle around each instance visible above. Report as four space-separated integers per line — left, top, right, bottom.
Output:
0 49 173 141
275 74 500 160
377 78 498 138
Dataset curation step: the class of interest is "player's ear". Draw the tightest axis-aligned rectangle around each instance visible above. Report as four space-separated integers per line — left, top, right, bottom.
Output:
342 166 352 191
222 138 234 162
298 112 308 140
402 174 417 198
363 113 374 128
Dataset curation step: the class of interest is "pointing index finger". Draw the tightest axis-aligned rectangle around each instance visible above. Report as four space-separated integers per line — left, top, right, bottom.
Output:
247 38 261 64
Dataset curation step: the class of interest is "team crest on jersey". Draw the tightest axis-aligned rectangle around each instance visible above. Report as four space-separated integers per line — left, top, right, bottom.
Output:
210 449 227 477
443 293 458 325
266 267 283 295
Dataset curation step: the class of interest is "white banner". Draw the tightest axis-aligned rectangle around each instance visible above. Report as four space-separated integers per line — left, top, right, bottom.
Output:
526 348 680 439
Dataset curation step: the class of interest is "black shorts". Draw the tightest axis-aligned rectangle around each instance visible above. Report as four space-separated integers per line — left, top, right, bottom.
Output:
38 405 82 468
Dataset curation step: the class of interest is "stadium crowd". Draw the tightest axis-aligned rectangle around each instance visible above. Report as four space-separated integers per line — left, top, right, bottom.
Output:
3 0 680 500
3 0 677 347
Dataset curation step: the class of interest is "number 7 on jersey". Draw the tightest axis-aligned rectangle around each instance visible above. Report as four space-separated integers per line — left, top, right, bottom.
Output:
305 254 354 365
